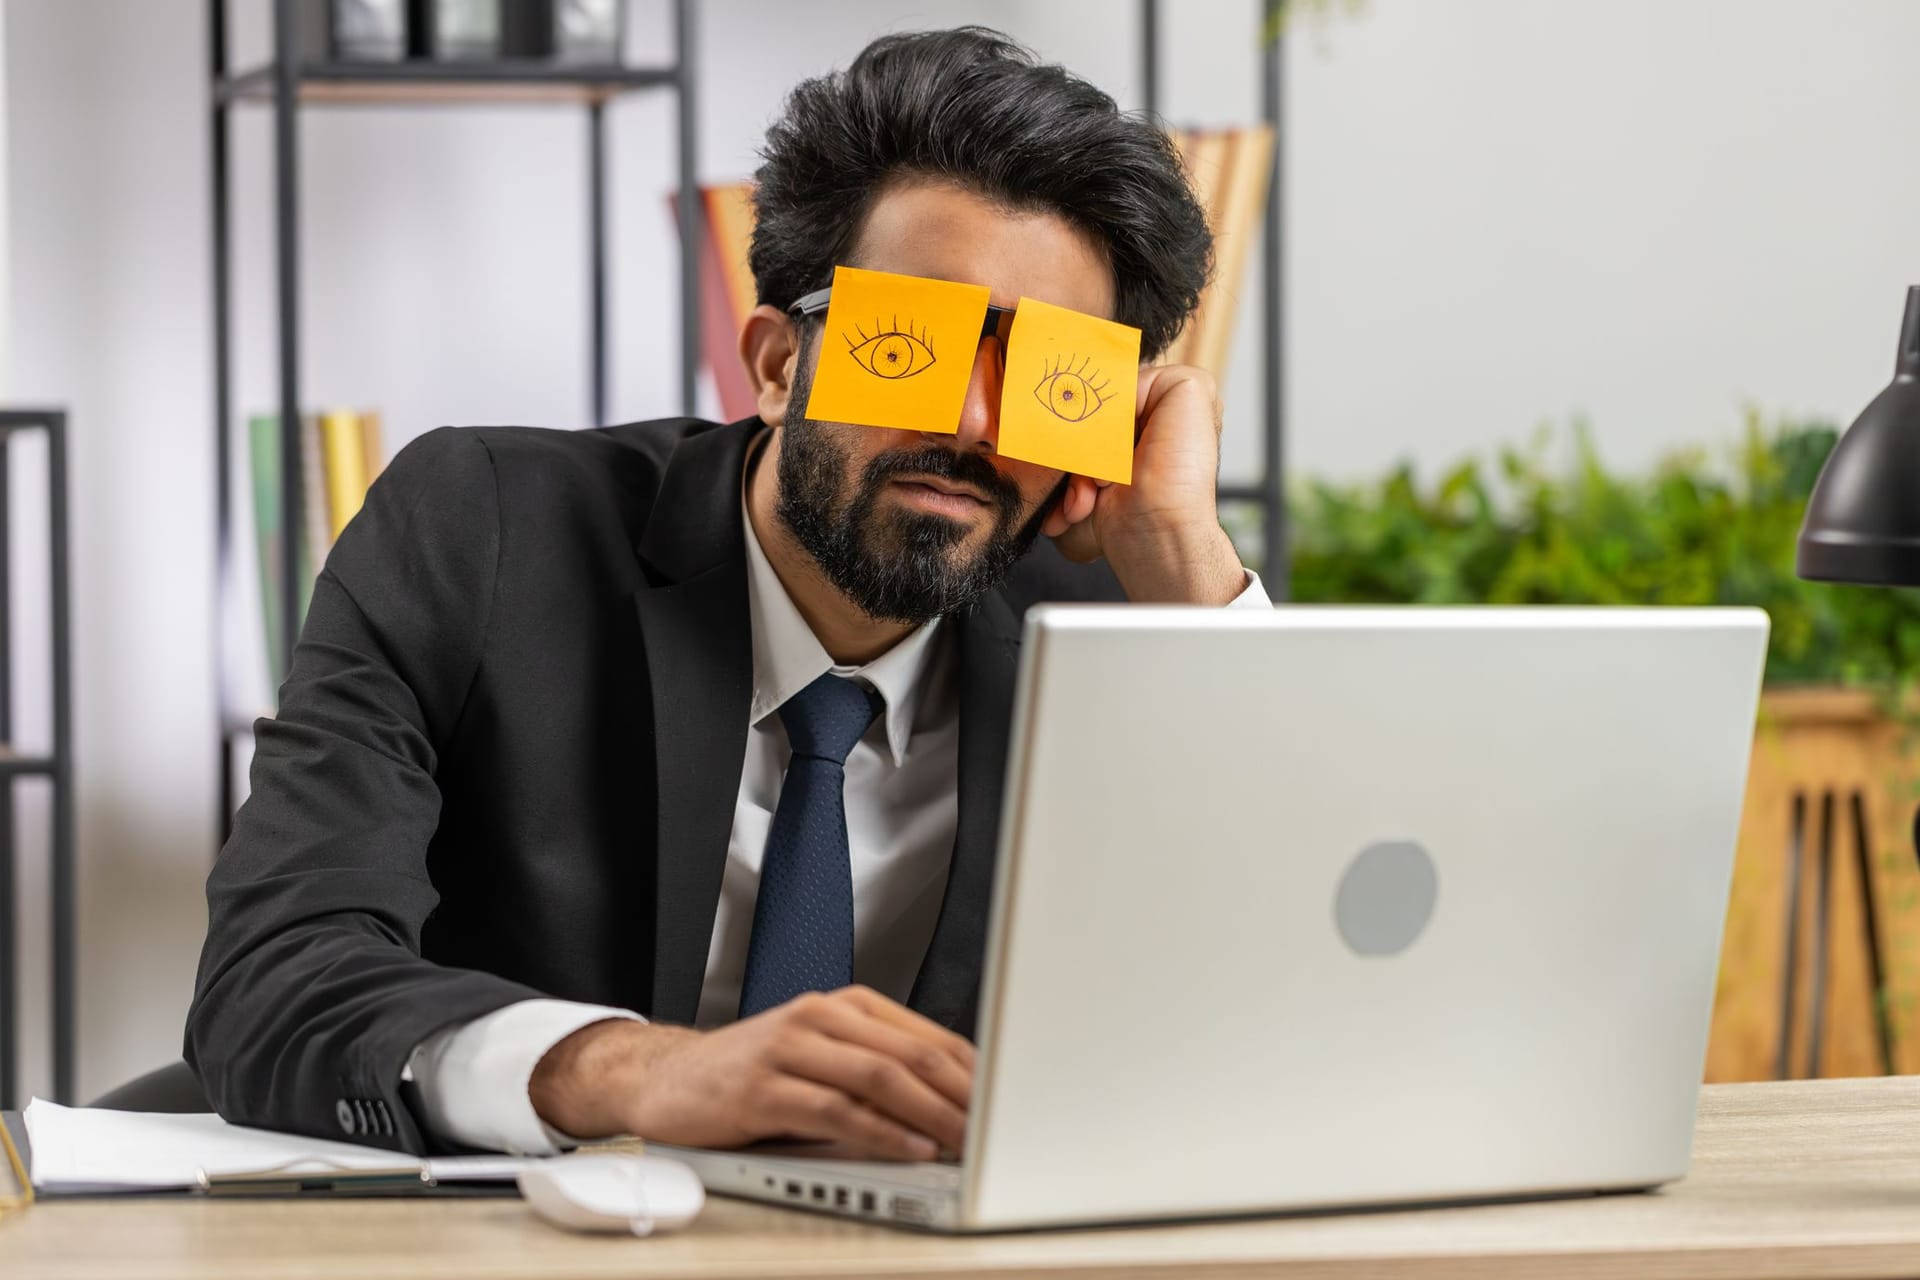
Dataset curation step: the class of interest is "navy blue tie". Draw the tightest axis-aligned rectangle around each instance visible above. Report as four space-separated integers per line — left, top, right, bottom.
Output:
737 673 885 1019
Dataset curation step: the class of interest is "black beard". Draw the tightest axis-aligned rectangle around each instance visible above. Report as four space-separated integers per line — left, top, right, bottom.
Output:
775 373 1058 627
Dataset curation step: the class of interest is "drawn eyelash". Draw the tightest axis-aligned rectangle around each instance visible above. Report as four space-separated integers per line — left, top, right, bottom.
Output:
844 315 938 380
1033 353 1112 423
844 315 934 354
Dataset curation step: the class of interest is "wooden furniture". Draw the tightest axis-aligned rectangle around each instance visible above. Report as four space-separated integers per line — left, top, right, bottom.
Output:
7 1077 1920 1278
1707 689 1920 1082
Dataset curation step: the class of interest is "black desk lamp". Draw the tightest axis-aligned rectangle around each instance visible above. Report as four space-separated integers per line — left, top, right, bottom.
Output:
1797 286 1920 586
1796 284 1920 856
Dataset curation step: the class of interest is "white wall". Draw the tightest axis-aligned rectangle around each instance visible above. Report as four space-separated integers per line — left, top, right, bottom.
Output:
1283 0 1920 481
4 0 1919 1098
7 0 216 1102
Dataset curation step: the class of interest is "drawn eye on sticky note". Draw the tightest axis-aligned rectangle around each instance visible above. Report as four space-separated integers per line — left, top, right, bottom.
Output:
801 266 990 436
996 298 1141 484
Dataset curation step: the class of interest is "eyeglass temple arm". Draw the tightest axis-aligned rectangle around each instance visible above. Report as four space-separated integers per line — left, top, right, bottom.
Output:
786 287 1015 339
787 286 833 316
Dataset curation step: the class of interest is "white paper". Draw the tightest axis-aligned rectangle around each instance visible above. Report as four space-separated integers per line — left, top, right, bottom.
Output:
22 1098 531 1193
423 1154 538 1181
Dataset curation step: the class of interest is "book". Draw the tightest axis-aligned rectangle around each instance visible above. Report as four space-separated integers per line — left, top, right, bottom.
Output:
704 184 759 333
20 1099 531 1197
358 409 386 486
674 185 761 423
320 410 371 541
248 414 315 692
247 409 385 694
1165 126 1275 380
1194 125 1274 379
1165 129 1229 368
300 413 333 580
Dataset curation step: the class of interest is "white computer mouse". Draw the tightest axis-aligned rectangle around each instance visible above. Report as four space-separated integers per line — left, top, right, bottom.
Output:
518 1153 707 1236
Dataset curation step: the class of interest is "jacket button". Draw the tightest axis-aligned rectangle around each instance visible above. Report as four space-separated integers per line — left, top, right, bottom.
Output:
335 1099 355 1134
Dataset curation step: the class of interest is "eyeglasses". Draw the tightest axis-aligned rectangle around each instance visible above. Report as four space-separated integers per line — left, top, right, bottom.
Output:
788 285 1017 372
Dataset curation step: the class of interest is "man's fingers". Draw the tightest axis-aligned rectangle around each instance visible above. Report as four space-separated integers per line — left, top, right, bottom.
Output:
840 986 978 1071
761 1078 939 1162
813 1000 974 1110
775 1080 933 1159
773 1033 967 1154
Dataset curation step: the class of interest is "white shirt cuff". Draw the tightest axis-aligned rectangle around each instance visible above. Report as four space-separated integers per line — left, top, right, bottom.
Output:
1227 568 1273 608
403 998 644 1155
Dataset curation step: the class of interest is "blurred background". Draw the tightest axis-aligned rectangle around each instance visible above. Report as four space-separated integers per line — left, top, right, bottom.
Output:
2 0 1918 1106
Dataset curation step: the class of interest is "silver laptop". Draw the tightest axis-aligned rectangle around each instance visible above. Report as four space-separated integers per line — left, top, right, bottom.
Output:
659 606 1770 1232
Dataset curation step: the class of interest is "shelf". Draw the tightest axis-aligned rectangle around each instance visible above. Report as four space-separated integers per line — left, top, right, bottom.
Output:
217 60 677 107
0 409 68 433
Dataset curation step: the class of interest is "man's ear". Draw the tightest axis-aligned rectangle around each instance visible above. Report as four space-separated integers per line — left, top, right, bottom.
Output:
740 304 803 428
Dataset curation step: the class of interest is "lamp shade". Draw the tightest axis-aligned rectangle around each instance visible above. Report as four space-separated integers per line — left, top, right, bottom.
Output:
1797 285 1920 585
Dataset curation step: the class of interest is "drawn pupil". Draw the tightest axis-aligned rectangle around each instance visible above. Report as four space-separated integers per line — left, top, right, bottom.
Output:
1037 369 1104 423
847 327 935 380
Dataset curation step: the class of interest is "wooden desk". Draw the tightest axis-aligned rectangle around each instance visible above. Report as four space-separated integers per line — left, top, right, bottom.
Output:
5 1077 1920 1280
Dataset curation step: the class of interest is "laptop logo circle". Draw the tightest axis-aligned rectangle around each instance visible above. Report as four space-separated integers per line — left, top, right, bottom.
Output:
1334 840 1439 956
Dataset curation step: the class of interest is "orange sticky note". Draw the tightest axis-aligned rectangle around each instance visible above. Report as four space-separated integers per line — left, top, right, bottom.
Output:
996 298 1141 484
802 266 991 435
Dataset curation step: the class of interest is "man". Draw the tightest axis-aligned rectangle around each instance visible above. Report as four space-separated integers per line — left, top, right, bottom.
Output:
187 26 1266 1161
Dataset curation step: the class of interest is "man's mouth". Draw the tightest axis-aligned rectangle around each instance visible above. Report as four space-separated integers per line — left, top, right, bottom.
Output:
895 473 989 503
890 475 992 516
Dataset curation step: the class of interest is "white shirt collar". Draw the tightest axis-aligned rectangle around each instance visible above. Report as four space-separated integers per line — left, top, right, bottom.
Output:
740 447 944 767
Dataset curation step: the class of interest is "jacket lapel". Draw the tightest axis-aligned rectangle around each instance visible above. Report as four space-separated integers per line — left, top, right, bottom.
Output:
906 590 1022 1038
634 422 756 1025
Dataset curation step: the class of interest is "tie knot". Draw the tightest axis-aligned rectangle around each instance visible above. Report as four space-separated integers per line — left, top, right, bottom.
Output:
779 673 883 765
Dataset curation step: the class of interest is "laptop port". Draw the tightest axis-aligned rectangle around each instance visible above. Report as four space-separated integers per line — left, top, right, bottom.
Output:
889 1194 934 1226
811 1184 826 1202
834 1186 849 1207
859 1190 877 1213
784 1181 802 1197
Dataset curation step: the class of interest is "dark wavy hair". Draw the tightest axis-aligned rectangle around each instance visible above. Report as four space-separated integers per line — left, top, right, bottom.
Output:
750 27 1212 361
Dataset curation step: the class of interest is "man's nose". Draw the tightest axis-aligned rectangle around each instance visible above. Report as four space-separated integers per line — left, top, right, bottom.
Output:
934 334 1002 454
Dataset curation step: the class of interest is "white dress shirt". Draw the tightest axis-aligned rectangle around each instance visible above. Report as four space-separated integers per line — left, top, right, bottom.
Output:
406 445 1271 1155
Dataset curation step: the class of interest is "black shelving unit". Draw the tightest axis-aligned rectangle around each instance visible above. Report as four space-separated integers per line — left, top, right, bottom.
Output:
1139 0 1287 598
210 0 700 833
0 409 75 1108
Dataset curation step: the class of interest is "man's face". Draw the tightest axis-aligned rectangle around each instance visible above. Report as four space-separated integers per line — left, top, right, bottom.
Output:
774 180 1117 625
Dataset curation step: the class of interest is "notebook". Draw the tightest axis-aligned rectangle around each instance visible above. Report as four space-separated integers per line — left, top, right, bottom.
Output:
17 1099 537 1197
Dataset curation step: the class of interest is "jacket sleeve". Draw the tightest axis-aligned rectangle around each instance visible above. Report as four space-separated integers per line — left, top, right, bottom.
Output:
186 426 546 1155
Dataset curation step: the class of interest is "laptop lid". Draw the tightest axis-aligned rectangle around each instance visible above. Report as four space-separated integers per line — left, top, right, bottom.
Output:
960 606 1768 1230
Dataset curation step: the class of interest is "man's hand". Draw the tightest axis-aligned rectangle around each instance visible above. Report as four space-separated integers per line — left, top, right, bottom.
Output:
527 985 974 1161
1041 363 1246 606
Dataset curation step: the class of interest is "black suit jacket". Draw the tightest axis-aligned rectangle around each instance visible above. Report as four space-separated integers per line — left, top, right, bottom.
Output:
186 417 1124 1154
